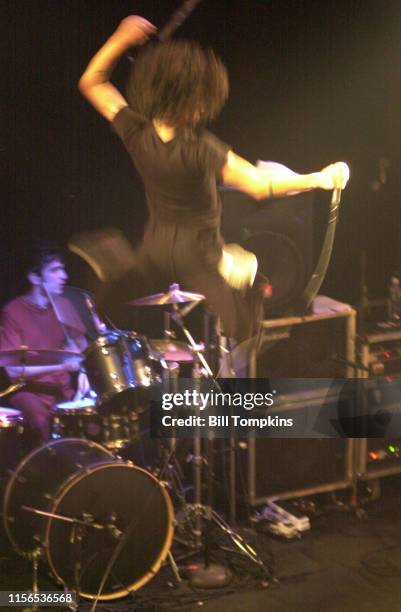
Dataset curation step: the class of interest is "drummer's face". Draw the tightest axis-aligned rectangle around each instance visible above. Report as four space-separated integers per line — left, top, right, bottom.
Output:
40 259 68 294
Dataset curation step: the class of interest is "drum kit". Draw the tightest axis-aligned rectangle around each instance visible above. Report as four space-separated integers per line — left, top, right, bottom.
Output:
0 284 269 608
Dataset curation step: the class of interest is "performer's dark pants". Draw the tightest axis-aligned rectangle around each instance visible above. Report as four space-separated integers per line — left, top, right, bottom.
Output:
100 218 263 343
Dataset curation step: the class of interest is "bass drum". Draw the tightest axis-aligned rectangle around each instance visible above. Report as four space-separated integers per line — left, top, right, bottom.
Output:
3 439 174 600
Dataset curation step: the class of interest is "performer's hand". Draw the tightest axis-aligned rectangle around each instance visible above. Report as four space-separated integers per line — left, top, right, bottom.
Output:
62 361 81 373
75 372 91 399
317 162 350 191
114 16 157 47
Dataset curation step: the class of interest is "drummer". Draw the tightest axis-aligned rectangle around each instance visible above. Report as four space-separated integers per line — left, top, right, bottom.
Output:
0 242 90 451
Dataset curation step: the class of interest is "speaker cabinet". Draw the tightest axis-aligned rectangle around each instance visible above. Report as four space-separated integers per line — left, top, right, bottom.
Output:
251 311 356 378
220 190 315 316
239 437 355 504
216 311 358 504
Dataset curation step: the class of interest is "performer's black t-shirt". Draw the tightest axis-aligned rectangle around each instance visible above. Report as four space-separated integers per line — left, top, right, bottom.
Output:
112 107 231 227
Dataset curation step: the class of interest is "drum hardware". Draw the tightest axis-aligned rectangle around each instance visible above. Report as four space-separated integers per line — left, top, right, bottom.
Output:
146 361 190 511
84 331 158 408
183 370 272 586
149 339 194 363
121 331 160 387
21 548 43 612
0 407 24 479
84 443 183 611
128 285 272 583
22 505 111 532
21 505 113 612
135 290 209 551
129 283 205 306
52 399 100 444
155 287 274 584
0 379 26 398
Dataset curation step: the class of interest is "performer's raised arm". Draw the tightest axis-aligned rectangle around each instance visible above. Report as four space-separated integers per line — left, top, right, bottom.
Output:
222 151 350 200
78 16 156 121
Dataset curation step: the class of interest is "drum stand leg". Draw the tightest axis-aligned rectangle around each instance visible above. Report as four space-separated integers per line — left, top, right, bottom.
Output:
167 551 183 584
22 549 42 612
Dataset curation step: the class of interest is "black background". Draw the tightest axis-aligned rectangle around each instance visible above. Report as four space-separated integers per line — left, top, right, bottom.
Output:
3 0 401 313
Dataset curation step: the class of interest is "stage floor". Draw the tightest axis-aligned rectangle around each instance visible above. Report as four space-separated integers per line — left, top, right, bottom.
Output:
1 477 401 611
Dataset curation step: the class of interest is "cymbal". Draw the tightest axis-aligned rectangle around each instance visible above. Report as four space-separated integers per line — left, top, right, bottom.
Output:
149 340 194 362
130 284 205 306
0 348 84 367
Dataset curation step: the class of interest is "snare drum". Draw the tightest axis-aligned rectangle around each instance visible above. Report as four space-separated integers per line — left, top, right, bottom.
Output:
53 398 99 441
0 408 24 478
53 399 140 450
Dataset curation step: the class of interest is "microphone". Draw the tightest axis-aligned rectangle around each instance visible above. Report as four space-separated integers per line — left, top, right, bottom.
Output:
331 162 350 208
331 188 342 207
126 0 203 62
158 0 203 42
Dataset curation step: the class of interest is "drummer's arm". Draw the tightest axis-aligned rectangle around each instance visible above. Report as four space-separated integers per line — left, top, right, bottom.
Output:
72 334 88 353
6 363 80 381
71 334 90 398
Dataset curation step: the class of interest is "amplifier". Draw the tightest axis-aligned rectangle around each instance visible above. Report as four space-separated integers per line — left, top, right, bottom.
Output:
250 310 356 378
233 437 355 505
356 328 401 481
228 310 358 504
360 329 401 378
356 438 401 481
236 393 355 506
215 386 356 506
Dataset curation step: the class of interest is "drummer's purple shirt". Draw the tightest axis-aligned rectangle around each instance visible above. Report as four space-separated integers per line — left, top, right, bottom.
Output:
0 296 83 393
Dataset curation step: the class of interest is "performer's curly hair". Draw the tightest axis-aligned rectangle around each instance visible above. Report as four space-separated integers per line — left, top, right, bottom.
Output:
126 40 229 125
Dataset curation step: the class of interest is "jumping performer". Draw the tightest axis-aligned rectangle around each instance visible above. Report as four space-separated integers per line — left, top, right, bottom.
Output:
78 15 349 342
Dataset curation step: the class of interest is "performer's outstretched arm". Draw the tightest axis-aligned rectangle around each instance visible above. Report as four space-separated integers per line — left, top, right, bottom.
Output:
79 16 156 121
222 151 349 200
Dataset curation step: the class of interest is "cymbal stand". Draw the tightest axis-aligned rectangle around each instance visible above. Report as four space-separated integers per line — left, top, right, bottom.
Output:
191 355 204 550
171 303 214 377
169 302 217 551
158 361 188 507
168 304 272 584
